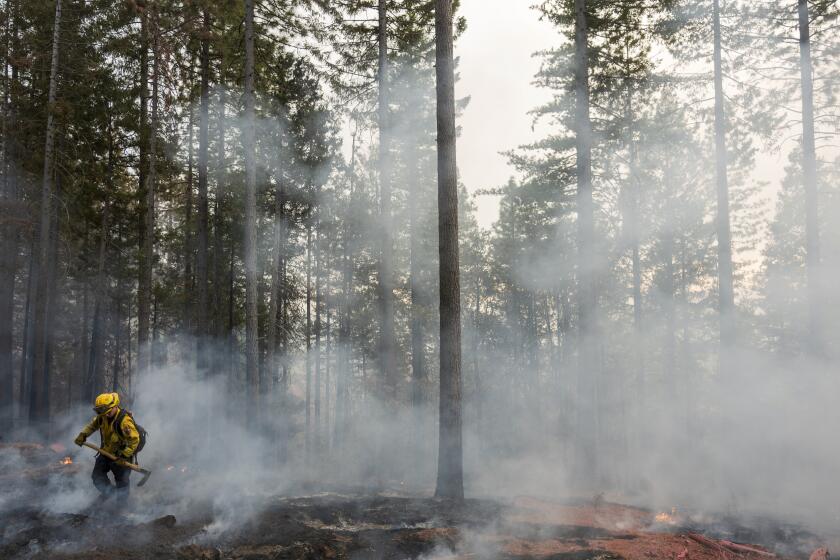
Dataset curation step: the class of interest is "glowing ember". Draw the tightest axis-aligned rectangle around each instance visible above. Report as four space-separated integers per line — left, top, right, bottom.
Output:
60 456 73 465
654 507 678 525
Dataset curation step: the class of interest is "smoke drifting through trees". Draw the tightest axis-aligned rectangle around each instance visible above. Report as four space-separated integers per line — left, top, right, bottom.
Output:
1 0 839 531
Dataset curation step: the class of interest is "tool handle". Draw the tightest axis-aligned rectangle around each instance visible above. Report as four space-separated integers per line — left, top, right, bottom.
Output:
81 441 150 475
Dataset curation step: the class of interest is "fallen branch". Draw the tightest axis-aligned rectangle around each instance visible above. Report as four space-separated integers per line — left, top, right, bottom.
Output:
688 533 775 558
688 532 731 560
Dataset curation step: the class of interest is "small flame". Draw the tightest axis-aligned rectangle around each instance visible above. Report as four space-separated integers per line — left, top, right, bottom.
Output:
60 456 73 465
654 507 678 525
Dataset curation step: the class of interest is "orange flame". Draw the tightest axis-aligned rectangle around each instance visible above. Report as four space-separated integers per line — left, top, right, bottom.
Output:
60 456 73 465
654 507 678 525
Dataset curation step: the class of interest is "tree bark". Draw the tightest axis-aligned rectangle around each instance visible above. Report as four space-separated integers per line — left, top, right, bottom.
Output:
87 199 110 401
434 0 463 500
213 76 226 341
137 7 152 377
305 220 312 458
185 103 194 334
148 29 161 370
314 225 322 454
0 0 20 432
197 8 211 372
324 262 332 453
797 0 822 354
243 0 259 412
86 115 116 401
113 229 125 393
712 0 736 355
19 241 34 421
29 0 63 428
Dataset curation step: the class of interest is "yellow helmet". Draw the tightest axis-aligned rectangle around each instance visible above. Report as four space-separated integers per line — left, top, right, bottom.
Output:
93 392 120 415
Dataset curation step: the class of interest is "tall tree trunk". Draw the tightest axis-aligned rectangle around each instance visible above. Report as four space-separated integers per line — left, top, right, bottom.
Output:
137 8 152 377
712 0 735 355
29 0 63 428
324 263 331 453
226 243 235 405
280 227 290 432
573 0 599 482
213 78 226 341
39 189 60 423
472 278 482 445
76 282 88 403
87 201 110 401
184 104 194 334
434 0 463 500
314 226 322 454
196 9 211 373
797 0 822 354
266 176 285 411
243 0 259 411
87 117 115 401
148 28 161 370
377 0 397 397
0 0 20 432
305 221 312 458
19 242 34 421
113 250 125 393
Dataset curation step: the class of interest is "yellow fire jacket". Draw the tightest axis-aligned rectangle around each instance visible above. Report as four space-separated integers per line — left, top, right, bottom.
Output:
79 408 140 459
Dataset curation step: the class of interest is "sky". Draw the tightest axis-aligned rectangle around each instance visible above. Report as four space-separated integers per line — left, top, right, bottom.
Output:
455 0 557 229
451 1 796 233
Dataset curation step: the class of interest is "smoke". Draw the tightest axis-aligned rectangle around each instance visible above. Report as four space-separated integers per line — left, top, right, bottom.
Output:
4 4 840 549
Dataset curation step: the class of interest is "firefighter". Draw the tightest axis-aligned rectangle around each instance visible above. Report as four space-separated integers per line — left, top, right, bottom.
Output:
74 392 140 502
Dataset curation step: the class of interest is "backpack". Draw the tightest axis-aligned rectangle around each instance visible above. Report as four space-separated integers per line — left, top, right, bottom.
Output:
115 409 148 456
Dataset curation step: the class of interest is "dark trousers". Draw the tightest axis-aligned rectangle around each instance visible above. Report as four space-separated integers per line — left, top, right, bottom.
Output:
91 454 131 501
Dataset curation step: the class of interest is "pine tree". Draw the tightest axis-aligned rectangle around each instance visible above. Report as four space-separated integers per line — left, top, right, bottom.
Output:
434 0 463 501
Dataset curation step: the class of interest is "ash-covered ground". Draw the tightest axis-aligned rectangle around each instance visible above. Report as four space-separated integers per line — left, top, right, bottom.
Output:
1 443 834 560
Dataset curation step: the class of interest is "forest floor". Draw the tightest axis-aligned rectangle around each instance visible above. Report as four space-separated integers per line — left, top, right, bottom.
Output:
1 443 835 560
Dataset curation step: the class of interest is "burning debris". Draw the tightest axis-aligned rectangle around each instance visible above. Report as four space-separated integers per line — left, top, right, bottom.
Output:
654 508 680 526
0 442 80 484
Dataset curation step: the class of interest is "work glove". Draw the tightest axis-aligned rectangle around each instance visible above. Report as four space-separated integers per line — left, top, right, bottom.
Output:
74 434 86 446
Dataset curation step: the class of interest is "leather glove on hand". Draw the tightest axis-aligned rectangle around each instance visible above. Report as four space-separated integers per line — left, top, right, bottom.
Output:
74 434 85 446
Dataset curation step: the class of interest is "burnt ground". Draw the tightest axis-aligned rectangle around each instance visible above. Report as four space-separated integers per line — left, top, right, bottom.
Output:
0 492 831 560
0 444 833 560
